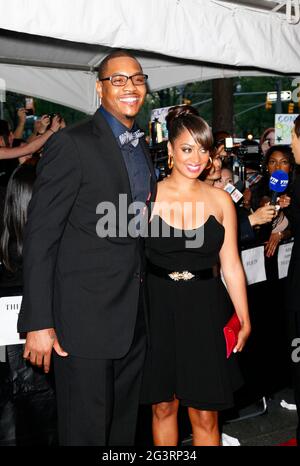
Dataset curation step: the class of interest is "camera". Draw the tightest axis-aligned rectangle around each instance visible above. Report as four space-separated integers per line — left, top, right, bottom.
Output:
48 113 62 122
46 113 62 130
24 97 35 116
224 136 262 165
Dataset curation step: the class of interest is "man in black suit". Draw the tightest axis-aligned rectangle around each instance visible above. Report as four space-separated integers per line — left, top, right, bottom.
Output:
18 50 156 445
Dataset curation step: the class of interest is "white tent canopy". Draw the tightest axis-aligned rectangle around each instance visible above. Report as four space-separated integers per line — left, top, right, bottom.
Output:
0 0 299 114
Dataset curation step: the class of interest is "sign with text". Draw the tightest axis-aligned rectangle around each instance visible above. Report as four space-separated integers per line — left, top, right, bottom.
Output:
275 114 298 145
278 241 294 279
241 246 267 285
0 296 24 345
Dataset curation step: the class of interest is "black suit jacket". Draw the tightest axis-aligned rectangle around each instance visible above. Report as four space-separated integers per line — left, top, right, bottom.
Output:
18 111 156 359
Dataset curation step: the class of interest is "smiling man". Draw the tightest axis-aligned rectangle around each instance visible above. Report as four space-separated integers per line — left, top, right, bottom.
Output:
18 50 156 446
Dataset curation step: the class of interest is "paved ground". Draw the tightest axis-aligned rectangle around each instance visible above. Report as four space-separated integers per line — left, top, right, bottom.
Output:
137 387 298 446
221 388 298 446
182 388 298 447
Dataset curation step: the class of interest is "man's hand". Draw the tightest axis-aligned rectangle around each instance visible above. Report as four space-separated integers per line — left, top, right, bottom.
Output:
23 328 68 373
248 204 276 226
265 232 282 258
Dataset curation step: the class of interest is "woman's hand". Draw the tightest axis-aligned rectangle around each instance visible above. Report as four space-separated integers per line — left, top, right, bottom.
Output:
265 231 282 258
59 118 66 129
17 107 27 125
278 194 291 209
39 114 51 133
234 321 251 353
49 115 61 133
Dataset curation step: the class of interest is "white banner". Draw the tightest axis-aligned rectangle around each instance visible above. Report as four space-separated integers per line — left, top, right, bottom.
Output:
241 246 267 285
0 296 25 346
278 241 294 280
275 114 298 145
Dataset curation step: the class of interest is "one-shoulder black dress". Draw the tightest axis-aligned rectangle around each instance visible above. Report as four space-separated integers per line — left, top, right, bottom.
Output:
141 215 243 410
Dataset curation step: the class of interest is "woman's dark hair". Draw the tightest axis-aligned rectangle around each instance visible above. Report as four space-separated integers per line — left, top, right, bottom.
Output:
262 144 295 174
0 119 11 147
166 105 213 150
0 164 36 272
294 114 300 138
213 131 231 149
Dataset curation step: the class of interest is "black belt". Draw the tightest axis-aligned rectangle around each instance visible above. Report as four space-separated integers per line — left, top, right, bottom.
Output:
147 262 220 282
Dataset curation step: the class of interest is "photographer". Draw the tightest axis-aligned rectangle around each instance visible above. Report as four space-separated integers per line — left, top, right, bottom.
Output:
0 116 61 161
27 113 66 143
260 127 275 156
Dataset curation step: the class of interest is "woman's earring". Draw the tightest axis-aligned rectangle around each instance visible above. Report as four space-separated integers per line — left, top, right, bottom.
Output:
168 153 174 169
206 156 213 170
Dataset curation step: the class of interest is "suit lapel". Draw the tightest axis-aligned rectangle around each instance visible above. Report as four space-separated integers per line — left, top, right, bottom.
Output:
140 138 157 205
92 111 133 203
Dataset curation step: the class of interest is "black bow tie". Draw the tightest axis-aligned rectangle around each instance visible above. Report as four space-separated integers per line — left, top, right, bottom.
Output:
119 129 144 147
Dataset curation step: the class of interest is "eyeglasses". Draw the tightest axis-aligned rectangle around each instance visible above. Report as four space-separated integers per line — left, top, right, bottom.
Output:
99 73 148 86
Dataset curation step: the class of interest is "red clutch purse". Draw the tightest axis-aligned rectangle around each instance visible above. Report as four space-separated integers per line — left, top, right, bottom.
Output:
223 313 241 359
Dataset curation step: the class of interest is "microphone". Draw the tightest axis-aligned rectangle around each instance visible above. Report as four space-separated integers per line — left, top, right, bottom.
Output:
268 170 289 205
234 179 244 194
224 182 243 204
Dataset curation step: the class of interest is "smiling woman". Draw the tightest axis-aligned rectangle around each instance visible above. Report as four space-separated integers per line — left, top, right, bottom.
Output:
165 105 212 180
141 105 251 447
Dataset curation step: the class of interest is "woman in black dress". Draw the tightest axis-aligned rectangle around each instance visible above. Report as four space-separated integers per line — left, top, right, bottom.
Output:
288 115 300 445
142 106 251 446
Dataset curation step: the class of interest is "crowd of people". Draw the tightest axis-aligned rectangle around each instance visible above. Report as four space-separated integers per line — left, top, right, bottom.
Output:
0 50 299 447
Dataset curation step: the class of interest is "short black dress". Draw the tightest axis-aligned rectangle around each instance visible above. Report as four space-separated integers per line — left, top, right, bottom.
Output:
141 215 243 410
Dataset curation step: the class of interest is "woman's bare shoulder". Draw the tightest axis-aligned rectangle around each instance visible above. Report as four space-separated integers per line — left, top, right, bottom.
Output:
204 183 231 204
200 182 233 224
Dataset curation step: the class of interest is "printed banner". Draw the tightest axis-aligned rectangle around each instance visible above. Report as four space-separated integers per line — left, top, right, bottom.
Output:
0 296 25 345
275 114 298 145
241 246 267 285
278 241 294 279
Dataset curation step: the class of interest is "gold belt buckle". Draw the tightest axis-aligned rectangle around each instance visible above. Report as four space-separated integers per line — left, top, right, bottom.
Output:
168 271 195 281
